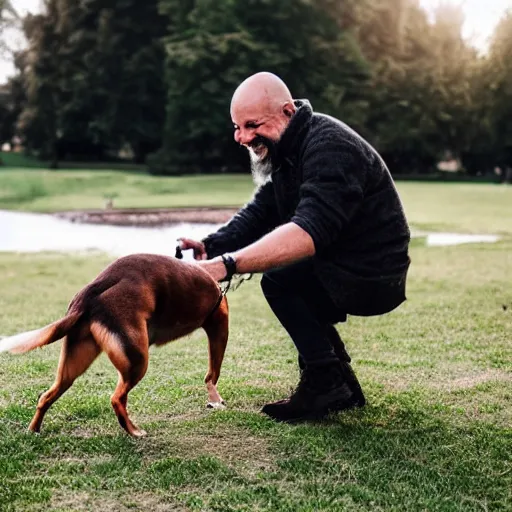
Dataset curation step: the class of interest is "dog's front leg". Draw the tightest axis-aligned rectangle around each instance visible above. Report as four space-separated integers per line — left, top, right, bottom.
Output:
202 297 229 409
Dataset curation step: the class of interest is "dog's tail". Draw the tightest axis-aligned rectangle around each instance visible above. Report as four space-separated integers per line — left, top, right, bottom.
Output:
0 312 82 355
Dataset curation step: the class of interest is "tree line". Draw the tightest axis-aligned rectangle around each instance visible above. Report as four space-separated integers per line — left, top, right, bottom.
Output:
0 0 510 176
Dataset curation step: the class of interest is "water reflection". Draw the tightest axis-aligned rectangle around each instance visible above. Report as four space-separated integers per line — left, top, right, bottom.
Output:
426 232 500 246
0 210 501 256
0 210 218 258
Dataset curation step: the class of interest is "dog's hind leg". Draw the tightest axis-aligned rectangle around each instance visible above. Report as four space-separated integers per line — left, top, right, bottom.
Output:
29 334 101 433
90 321 148 437
202 296 229 409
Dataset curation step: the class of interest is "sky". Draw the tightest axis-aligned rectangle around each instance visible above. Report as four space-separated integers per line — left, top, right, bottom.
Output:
419 0 511 50
0 0 510 83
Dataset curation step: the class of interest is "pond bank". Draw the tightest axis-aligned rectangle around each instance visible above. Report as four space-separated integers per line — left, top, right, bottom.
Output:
0 209 502 256
54 207 239 227
0 210 218 257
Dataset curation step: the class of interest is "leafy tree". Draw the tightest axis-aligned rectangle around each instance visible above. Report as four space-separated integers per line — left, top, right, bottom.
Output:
346 0 484 174
0 51 26 146
152 0 371 174
0 1 22 149
6 0 508 177
74 0 167 163
18 9 62 165
485 11 512 173
424 3 484 173
18 0 166 165
0 0 19 51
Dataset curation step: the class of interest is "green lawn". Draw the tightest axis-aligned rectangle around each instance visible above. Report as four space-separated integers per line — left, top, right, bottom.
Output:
0 152 146 171
0 172 511 510
0 251 511 509
396 181 512 235
0 152 49 168
1 168 512 235
0 169 253 211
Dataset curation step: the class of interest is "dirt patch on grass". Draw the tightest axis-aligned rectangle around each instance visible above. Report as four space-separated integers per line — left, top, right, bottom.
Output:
49 490 186 512
430 368 512 391
442 370 512 389
180 432 272 468
370 366 512 393
141 427 274 474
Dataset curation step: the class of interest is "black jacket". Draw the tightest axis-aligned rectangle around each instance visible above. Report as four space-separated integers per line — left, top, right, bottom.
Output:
203 100 411 317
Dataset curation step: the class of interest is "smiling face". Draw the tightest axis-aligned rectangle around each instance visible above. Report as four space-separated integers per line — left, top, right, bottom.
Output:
230 73 295 182
231 101 292 157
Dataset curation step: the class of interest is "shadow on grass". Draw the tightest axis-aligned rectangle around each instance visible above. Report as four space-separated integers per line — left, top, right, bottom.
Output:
198 396 510 511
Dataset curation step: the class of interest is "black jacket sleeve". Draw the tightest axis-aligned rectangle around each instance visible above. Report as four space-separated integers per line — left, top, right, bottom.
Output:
202 180 280 258
291 137 366 253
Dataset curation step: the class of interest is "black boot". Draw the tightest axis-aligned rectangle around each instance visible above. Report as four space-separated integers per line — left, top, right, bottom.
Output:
298 331 366 407
339 361 366 407
262 360 361 422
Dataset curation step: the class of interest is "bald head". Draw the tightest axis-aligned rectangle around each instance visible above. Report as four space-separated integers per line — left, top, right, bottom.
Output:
231 72 293 115
231 72 296 149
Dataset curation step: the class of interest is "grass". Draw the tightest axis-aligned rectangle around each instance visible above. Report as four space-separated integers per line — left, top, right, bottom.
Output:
1 168 512 235
0 169 253 211
0 171 511 509
0 152 48 169
0 152 146 171
396 181 512 235
0 239 511 510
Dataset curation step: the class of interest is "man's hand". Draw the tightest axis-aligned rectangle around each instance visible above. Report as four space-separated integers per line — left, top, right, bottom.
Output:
177 237 208 260
196 258 227 282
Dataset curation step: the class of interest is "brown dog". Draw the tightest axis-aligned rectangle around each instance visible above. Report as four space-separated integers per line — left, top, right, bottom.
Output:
0 253 229 437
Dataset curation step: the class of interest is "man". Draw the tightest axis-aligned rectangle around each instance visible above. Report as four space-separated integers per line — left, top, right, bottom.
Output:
179 72 410 422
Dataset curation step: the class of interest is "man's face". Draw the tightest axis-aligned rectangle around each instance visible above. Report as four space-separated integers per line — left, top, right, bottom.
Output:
231 102 294 182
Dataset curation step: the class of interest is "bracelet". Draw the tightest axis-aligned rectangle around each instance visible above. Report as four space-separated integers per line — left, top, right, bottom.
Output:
220 253 237 282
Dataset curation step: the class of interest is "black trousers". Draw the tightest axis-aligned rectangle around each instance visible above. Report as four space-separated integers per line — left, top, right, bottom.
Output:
260 259 350 365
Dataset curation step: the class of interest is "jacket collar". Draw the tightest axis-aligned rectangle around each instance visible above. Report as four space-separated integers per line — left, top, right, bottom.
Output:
275 99 313 168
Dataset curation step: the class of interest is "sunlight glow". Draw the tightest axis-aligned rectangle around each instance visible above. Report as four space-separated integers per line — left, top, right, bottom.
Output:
0 0 510 82
419 0 511 52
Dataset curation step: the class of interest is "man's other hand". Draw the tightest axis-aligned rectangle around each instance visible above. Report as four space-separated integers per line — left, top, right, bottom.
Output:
177 238 208 260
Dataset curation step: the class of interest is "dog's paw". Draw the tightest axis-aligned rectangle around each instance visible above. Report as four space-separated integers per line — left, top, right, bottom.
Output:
206 401 226 410
131 429 147 438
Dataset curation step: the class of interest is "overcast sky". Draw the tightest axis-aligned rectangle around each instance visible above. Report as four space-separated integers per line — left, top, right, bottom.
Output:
1 0 510 83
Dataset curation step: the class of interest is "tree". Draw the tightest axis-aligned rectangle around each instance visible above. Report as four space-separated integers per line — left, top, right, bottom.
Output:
0 51 26 146
425 3 484 173
0 0 19 52
151 0 370 174
0 1 22 146
347 0 483 174
485 11 512 173
18 9 62 165
18 0 166 165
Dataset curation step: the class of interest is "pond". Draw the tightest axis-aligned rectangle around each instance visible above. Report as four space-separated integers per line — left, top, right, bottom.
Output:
0 210 500 256
0 210 218 259
425 232 500 246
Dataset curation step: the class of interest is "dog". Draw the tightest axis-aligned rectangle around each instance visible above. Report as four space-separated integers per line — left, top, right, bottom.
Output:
0 253 229 437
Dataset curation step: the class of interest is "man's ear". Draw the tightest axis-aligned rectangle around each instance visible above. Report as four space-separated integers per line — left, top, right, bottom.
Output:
282 101 296 118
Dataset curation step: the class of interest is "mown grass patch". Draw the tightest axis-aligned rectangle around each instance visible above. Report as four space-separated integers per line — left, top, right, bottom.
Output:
0 170 254 211
0 239 511 510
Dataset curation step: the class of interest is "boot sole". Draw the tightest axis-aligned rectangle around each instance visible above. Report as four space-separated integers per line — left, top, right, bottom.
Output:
262 398 364 423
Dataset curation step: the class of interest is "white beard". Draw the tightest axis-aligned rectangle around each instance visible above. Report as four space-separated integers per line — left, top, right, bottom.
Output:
249 148 273 186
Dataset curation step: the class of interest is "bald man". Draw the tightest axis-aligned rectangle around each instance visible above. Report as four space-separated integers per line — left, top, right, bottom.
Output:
179 72 411 422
